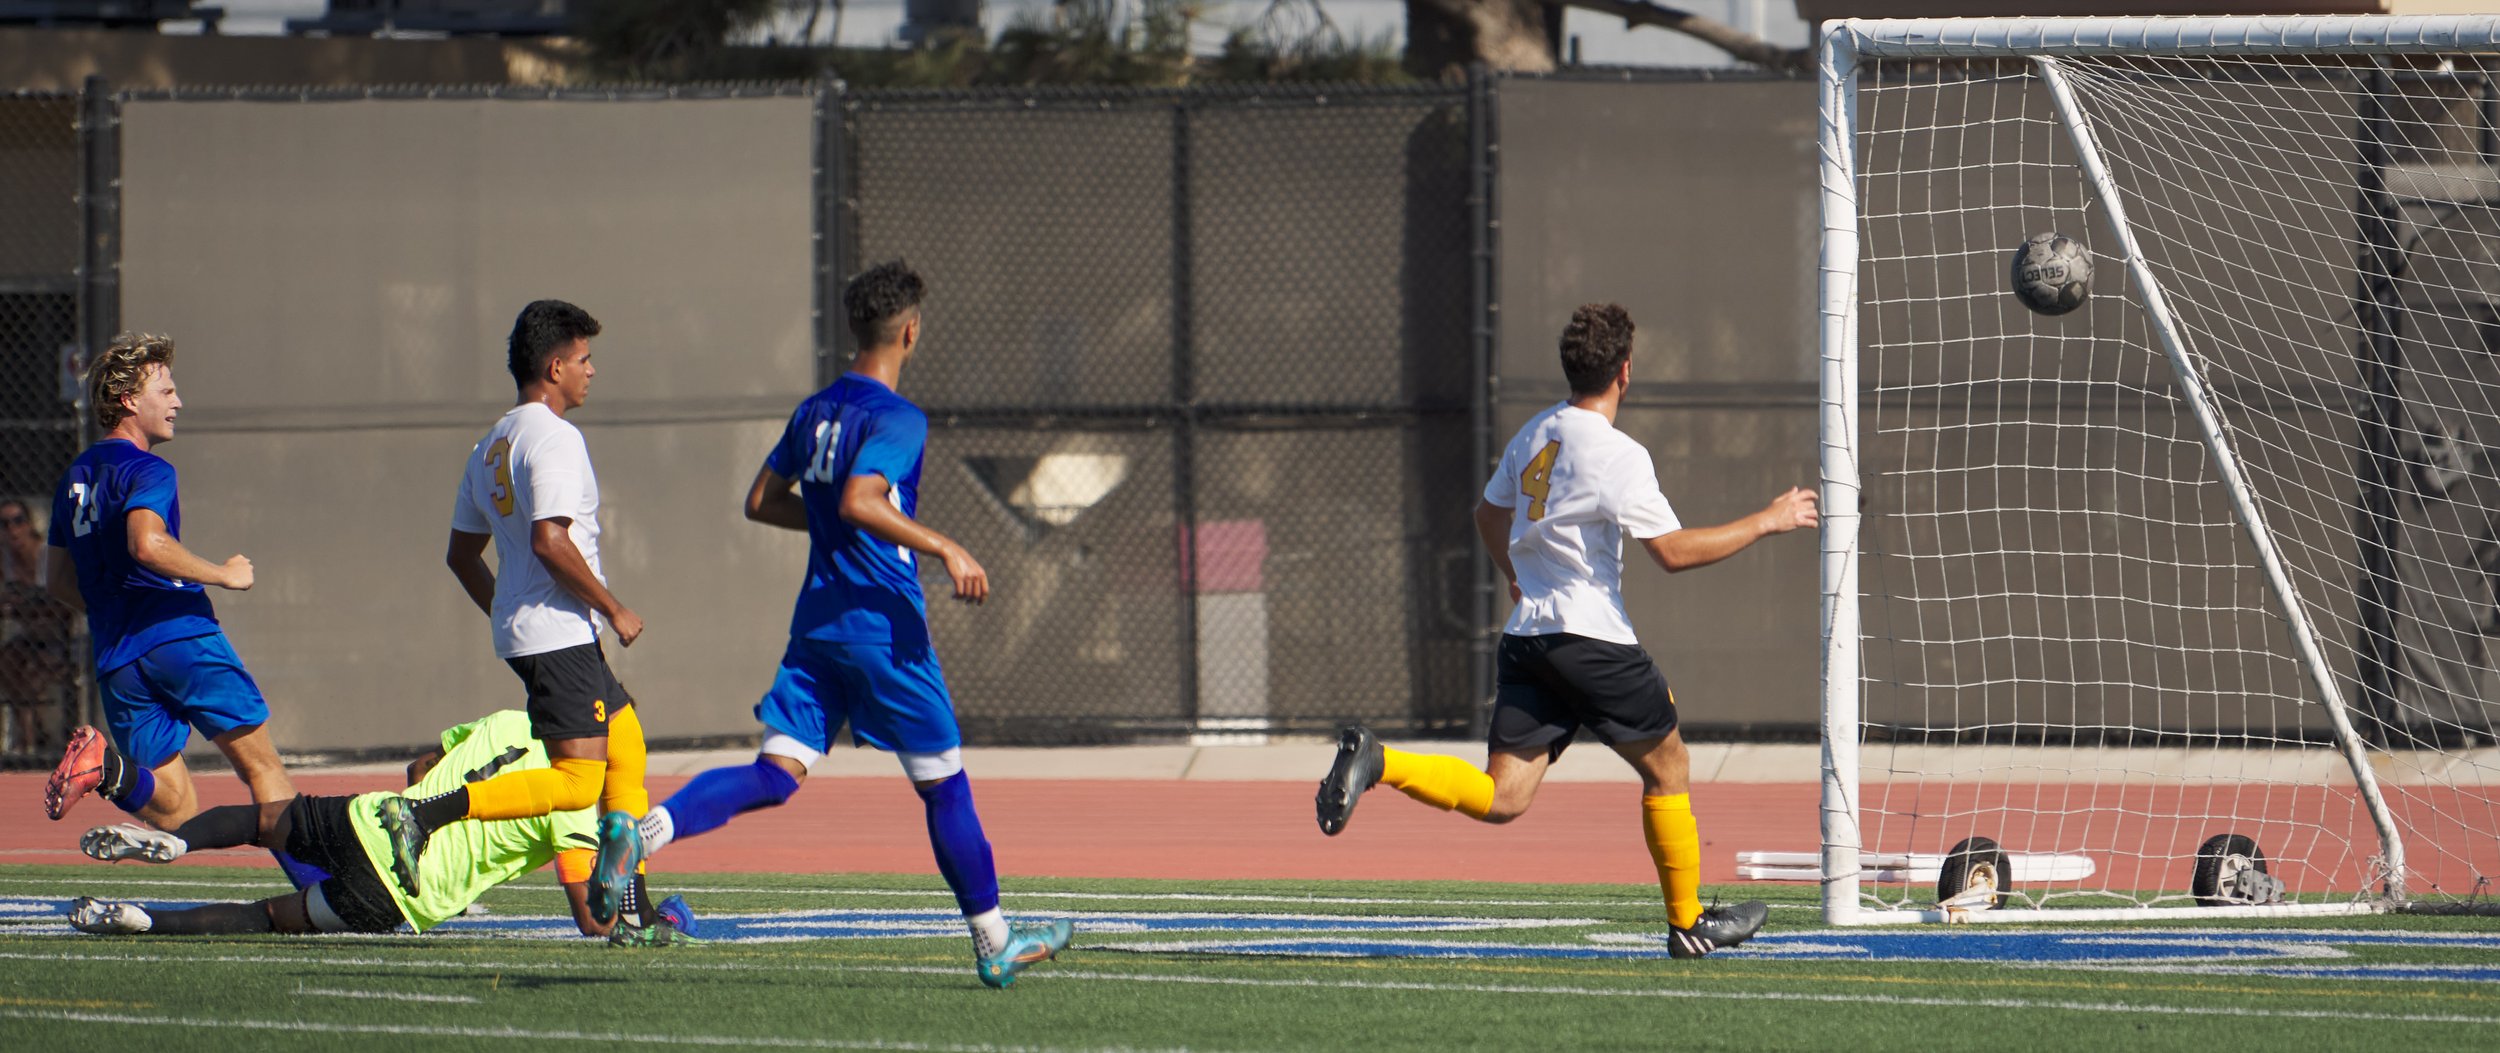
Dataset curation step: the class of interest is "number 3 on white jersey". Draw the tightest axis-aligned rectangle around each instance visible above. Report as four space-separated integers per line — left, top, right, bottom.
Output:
485 438 516 516
1520 441 1560 521
801 421 843 484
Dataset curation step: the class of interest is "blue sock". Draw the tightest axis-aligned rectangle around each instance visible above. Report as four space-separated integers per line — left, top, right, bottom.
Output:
110 764 156 816
660 759 799 841
916 773 1000 917
270 849 331 891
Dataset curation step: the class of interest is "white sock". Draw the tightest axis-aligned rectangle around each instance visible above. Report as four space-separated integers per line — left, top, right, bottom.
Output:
967 907 1009 958
638 806 676 854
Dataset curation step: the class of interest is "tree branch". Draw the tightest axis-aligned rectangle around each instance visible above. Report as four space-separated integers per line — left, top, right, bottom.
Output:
1560 0 1809 74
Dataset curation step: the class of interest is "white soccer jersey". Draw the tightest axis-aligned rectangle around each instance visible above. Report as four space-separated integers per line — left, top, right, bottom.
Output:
1481 402 1682 645
450 402 607 658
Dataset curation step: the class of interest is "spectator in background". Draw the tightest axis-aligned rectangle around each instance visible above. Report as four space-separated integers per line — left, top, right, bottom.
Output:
0 497 73 754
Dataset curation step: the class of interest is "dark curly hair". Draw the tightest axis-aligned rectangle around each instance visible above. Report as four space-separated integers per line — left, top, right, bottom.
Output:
1559 303 1635 396
844 260 926 351
506 300 602 390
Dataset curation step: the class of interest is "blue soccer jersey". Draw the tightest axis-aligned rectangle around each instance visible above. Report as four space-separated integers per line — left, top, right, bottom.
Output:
765 373 932 646
49 439 220 673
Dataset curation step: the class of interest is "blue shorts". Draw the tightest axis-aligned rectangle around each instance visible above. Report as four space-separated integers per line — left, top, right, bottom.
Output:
100 632 271 769
756 637 959 755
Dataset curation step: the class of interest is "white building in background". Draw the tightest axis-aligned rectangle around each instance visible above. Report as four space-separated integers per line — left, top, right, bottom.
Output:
181 0 1812 70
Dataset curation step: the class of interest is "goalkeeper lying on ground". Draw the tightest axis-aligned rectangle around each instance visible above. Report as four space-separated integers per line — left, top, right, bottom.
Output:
64 709 688 945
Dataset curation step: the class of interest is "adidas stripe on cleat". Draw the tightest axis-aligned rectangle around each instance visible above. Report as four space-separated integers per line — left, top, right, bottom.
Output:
1667 900 1768 959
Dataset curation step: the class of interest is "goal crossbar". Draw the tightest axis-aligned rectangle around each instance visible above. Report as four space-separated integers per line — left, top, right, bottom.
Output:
1835 15 2500 60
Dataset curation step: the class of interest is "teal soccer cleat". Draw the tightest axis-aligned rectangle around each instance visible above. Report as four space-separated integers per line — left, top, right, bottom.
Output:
976 919 1073 989
608 917 703 948
588 810 645 926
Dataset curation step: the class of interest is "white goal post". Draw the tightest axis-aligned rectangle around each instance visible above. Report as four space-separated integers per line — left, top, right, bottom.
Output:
1820 16 2500 924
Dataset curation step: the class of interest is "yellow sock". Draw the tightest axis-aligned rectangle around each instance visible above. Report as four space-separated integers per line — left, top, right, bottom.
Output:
1644 793 1702 929
1380 748 1495 820
465 756 607 820
602 704 650 818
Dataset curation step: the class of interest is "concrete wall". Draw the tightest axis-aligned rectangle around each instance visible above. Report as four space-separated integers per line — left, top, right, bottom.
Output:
116 95 815 751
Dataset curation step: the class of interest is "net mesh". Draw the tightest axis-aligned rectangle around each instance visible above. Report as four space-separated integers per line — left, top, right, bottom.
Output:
1850 52 2500 910
844 86 1476 743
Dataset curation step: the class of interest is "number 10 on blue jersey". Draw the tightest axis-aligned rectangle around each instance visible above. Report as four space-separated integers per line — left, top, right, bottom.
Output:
801 421 843 484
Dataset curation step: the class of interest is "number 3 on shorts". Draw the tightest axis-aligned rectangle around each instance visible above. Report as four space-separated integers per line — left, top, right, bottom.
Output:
1520 440 1560 521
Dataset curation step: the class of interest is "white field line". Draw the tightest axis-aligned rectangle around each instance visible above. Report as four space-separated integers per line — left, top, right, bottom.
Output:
0 949 2490 1026
925 965 2500 1025
0 1008 1220 1053
0 877 1707 910
295 985 481 1004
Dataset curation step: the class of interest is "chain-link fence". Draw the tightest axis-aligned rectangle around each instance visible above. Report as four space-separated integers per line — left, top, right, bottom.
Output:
838 84 1485 742
39 78 1504 753
0 90 91 767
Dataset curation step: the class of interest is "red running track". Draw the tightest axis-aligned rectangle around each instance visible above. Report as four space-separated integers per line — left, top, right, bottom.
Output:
3 773 2488 896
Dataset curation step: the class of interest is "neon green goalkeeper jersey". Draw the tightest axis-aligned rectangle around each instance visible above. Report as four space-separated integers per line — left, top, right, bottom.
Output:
346 710 600 932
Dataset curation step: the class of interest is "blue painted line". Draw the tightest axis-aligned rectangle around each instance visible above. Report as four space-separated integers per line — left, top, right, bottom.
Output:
11 894 2497 986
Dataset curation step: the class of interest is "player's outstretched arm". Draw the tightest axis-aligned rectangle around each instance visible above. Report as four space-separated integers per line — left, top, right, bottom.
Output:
839 474 987 604
1639 486 1819 574
555 851 616 936
743 465 809 532
125 508 251 590
45 545 80 612
444 530 496 616
530 517 644 645
1473 498 1522 603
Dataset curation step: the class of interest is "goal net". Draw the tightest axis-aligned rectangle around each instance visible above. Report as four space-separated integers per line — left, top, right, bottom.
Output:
1820 16 2500 923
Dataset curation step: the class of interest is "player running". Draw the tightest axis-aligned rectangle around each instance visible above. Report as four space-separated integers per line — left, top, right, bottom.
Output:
1314 303 1817 958
585 260 1072 988
373 300 652 907
67 709 688 944
42 332 327 891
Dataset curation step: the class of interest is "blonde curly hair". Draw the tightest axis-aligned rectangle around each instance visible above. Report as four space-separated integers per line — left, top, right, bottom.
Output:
88 332 177 433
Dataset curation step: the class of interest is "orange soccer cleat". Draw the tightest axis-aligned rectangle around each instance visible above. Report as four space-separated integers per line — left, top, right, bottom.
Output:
45 726 108 821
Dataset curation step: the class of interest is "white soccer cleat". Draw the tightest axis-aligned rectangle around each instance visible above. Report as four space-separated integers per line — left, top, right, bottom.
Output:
80 823 186 864
68 897 151 935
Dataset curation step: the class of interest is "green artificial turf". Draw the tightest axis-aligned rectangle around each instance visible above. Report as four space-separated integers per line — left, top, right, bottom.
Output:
4 864 2498 1051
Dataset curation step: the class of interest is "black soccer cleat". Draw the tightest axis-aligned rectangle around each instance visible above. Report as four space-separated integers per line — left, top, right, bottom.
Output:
1667 900 1768 959
1315 724 1385 836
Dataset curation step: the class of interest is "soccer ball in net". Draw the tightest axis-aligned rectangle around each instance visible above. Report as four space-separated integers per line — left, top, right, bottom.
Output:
2009 232 2092 316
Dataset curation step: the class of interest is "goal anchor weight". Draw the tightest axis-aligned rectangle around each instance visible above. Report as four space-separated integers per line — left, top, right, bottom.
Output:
2194 833 2285 907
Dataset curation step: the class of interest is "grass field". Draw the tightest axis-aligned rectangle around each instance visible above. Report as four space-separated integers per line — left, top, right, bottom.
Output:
6 862 2500 1051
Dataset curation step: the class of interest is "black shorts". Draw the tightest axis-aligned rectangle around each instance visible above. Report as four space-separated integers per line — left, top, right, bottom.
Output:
504 641 634 742
283 795 406 934
1490 632 1679 759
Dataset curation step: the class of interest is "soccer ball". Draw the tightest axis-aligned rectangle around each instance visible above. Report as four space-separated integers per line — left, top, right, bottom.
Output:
2009 232 2092 316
